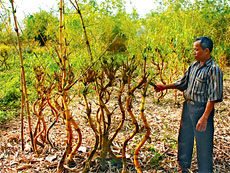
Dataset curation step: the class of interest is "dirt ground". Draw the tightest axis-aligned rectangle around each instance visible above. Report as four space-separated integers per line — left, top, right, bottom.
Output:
0 69 229 173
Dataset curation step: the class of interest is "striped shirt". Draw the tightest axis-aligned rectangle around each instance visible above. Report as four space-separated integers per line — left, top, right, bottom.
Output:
174 57 223 103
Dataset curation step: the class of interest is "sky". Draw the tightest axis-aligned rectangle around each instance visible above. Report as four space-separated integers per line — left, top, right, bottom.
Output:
2 0 157 22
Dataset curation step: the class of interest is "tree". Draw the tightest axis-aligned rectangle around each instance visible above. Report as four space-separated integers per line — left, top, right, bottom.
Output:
23 11 59 46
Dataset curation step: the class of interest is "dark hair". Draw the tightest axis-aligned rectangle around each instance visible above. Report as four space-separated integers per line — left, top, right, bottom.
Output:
195 37 213 53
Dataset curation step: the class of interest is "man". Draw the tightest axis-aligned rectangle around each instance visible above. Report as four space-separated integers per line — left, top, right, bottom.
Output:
154 37 223 172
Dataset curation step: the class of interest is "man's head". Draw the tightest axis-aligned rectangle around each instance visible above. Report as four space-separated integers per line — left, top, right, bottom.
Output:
195 36 213 53
193 37 213 62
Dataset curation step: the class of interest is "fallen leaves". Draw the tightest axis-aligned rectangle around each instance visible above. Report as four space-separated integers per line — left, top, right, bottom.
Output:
78 146 87 153
45 154 57 162
0 74 229 172
16 164 33 171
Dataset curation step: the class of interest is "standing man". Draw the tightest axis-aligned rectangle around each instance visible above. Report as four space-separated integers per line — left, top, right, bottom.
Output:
155 37 223 172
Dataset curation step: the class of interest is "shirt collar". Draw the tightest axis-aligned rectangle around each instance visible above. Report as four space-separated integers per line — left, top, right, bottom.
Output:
195 57 213 67
205 57 213 66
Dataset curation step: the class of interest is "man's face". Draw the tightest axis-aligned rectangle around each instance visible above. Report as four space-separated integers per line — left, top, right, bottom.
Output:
193 40 209 61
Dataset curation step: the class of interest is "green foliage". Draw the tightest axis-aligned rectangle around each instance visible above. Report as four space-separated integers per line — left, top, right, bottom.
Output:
0 110 8 123
0 62 21 109
0 56 20 123
0 47 52 111
141 0 230 85
0 0 229 116
146 146 163 169
0 44 10 70
0 0 229 171
0 44 9 54
0 110 15 124
23 11 59 46
63 0 145 83
0 4 17 45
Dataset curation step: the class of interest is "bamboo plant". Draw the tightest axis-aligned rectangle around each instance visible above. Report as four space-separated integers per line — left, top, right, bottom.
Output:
10 0 34 151
57 0 82 171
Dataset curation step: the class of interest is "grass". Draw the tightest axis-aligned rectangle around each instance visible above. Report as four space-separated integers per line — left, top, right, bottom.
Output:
0 110 17 124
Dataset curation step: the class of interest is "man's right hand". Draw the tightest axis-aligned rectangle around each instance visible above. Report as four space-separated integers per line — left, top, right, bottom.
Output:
154 85 165 92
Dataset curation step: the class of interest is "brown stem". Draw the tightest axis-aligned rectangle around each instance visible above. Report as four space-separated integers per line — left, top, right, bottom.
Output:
67 118 82 165
70 0 93 61
33 119 45 155
10 0 34 151
96 108 102 146
41 116 47 143
57 0 75 171
110 81 125 143
47 98 60 148
83 134 99 172
82 93 100 171
33 117 40 155
122 76 141 172
100 133 109 170
134 82 151 173
20 73 24 151
96 86 107 133
99 95 112 132
63 94 73 154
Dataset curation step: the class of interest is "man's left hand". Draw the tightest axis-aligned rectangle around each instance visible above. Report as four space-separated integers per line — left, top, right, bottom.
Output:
154 85 165 92
196 117 208 132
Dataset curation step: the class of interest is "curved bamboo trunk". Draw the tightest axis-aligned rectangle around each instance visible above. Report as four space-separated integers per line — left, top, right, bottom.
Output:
66 118 82 166
134 82 151 173
57 0 83 171
122 96 139 173
82 93 100 172
47 98 60 148
109 81 125 143
57 0 71 171
122 76 146 173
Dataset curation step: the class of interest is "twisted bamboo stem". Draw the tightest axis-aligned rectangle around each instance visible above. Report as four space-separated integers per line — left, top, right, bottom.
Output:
110 81 125 143
134 82 151 173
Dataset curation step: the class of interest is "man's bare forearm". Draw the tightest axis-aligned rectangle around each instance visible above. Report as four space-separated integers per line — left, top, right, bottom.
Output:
202 101 215 120
164 83 176 90
196 101 215 131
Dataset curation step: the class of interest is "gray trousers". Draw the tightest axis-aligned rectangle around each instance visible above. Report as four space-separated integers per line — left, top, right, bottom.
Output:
178 101 214 173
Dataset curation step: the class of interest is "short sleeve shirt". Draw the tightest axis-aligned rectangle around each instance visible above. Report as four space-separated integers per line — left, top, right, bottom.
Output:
174 57 223 103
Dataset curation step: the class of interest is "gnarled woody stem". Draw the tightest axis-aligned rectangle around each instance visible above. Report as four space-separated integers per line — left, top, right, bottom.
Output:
134 82 151 173
122 76 146 173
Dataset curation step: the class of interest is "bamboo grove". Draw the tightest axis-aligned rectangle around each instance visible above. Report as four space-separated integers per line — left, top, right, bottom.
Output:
2 0 230 172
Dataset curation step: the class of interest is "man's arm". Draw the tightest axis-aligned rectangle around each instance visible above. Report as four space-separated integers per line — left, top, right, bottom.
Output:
197 65 223 132
164 83 177 90
196 101 215 132
154 83 176 92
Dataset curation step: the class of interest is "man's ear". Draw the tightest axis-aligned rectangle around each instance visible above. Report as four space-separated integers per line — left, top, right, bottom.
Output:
205 48 210 54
